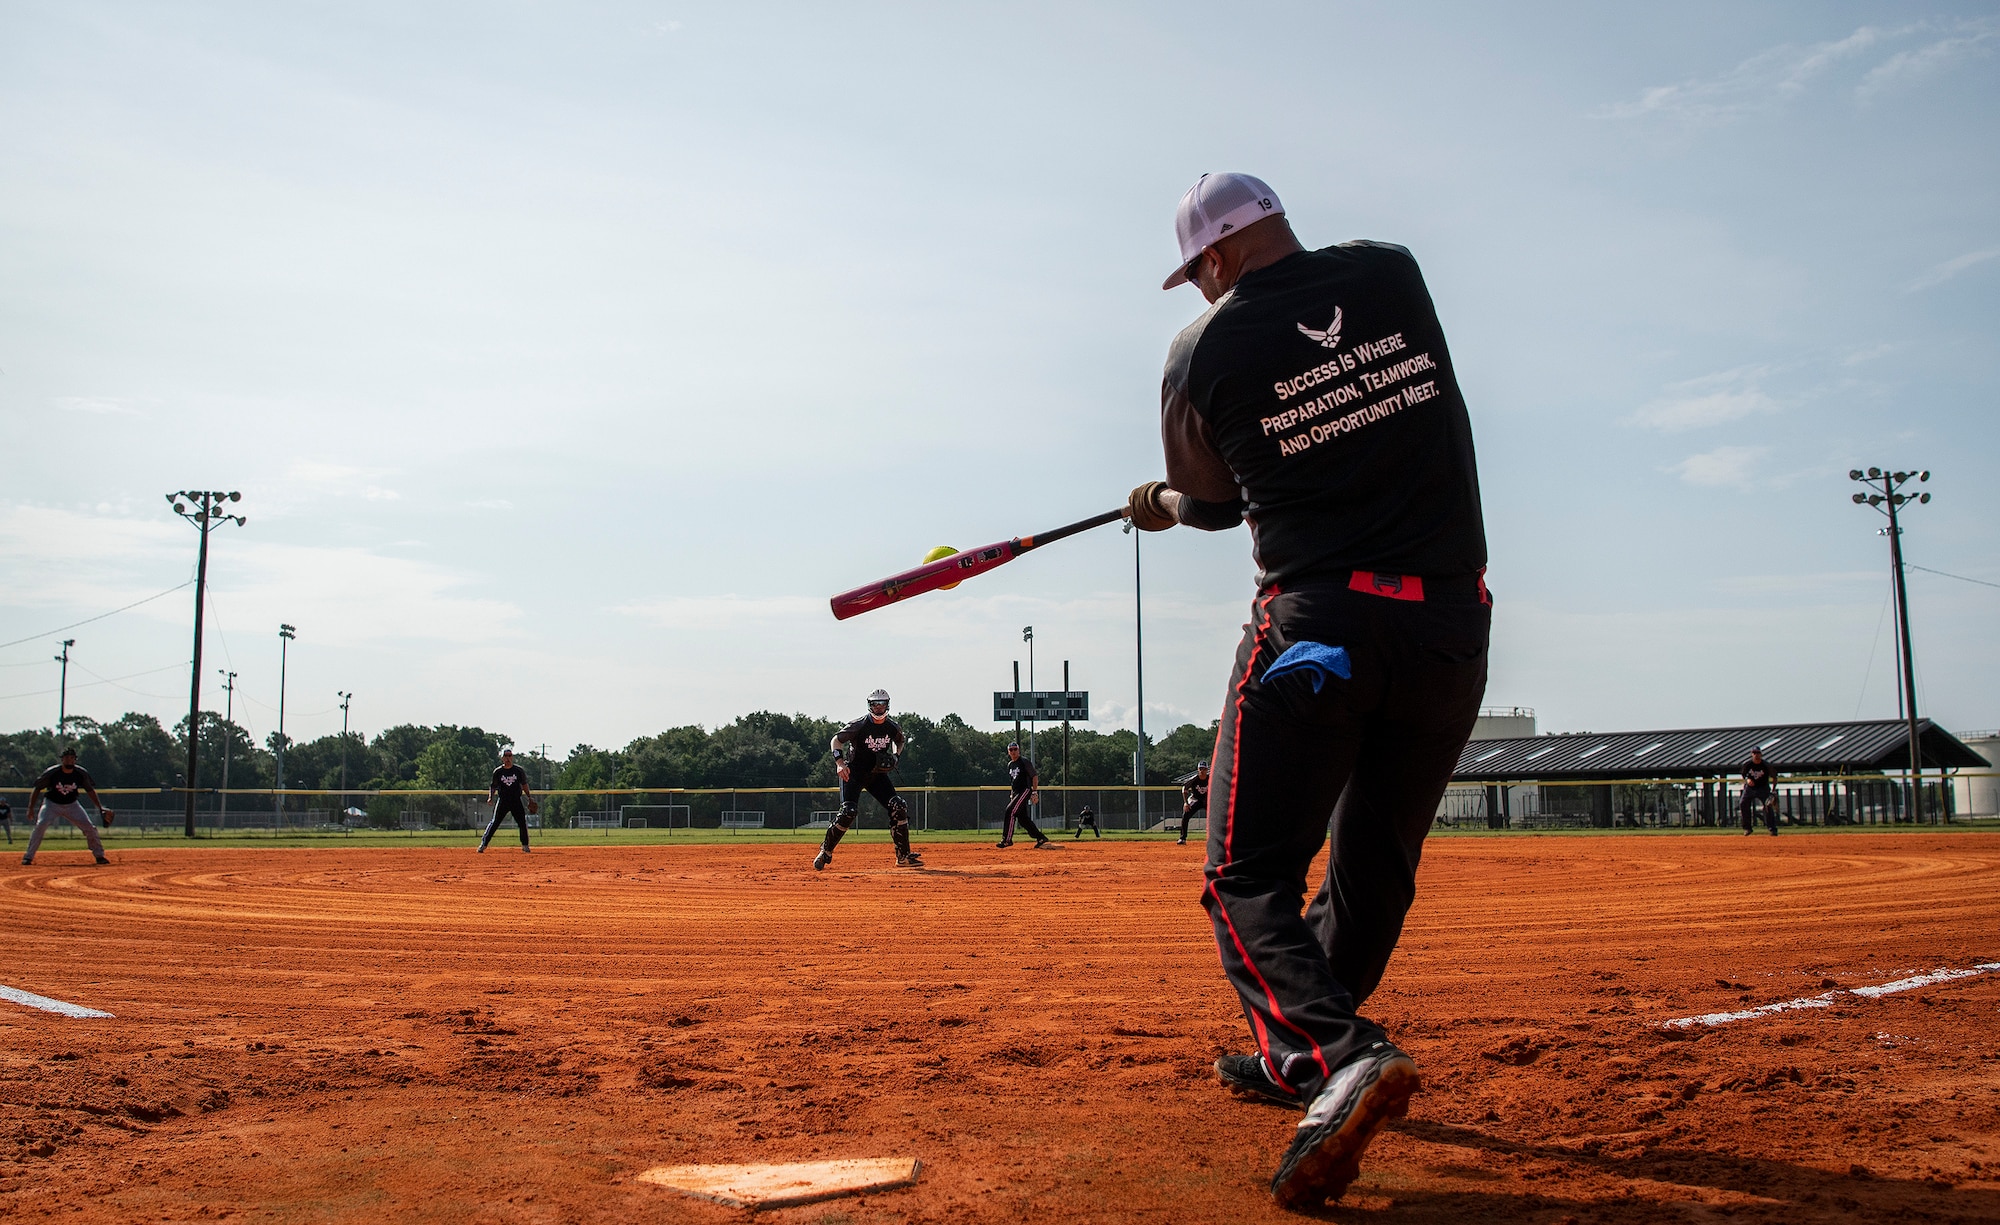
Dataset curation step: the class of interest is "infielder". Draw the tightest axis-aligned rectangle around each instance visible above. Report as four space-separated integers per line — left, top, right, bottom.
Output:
1 796 11 844
480 748 535 853
22 748 114 867
997 742 1052 848
1177 760 1210 845
1070 804 1101 839
814 690 923 870
1130 172 1490 1208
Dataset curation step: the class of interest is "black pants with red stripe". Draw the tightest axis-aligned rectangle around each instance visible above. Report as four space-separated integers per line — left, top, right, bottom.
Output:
1201 581 1488 1100
1001 790 1046 844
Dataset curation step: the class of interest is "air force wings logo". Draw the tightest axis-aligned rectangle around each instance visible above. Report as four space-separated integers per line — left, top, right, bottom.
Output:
1297 306 1342 349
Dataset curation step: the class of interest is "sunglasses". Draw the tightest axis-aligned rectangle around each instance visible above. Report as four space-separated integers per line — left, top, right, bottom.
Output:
1183 253 1206 284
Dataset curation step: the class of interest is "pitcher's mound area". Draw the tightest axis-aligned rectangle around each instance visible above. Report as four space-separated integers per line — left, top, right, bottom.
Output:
1 834 1997 1222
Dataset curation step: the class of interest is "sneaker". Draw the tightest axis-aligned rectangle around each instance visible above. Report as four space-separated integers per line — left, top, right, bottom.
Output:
94 857 110 866
20 858 31 866
899 852 925 867
995 840 1014 849
813 849 832 871
1032 838 1053 849
1269 1041 1419 1209
1216 1053 1303 1109
1175 838 1187 846
521 845 531 853
477 844 488 854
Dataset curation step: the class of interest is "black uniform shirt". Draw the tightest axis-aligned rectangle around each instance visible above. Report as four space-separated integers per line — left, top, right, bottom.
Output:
37 765 95 805
1742 759 1775 792
1007 756 1037 794
1184 774 1210 813
492 765 529 803
1161 242 1486 588
835 717 904 773
0 799 10 820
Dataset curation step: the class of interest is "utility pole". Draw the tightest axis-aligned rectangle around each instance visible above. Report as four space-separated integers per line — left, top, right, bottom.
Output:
1023 625 1035 766
276 624 296 802
338 691 354 798
218 669 237 828
1124 521 1146 826
168 490 245 838
54 639 75 734
1850 467 1934 822
535 743 550 791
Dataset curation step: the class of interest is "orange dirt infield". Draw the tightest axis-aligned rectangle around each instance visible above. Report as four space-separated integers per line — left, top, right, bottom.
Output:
3 833 1998 1223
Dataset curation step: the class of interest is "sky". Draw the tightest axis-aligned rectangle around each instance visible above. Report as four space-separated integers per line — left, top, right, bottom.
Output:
1 1 1996 759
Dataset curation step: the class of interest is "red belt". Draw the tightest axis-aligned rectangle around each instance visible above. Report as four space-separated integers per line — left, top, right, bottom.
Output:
1346 567 1490 605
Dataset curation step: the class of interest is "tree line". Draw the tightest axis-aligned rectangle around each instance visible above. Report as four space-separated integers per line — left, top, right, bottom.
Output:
0 709 1218 793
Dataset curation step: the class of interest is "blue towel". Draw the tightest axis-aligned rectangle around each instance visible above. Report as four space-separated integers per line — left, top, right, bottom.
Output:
1262 642 1351 692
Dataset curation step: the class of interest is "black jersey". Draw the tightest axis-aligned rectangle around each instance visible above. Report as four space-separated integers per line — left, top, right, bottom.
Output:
835 717 904 772
0 799 10 820
491 765 529 802
36 765 95 805
1183 773 1210 813
1007 755 1037 793
1161 242 1486 588
1741 759 1775 793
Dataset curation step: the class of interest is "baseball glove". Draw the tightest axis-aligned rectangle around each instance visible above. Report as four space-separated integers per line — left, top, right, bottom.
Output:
526 799 539 815
100 808 116 827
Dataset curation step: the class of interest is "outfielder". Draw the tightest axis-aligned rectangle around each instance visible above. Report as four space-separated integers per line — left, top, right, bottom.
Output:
1131 172 1490 1208
480 748 535 853
1177 760 1210 846
22 748 114 867
1740 747 1777 836
814 690 923 870
997 742 1052 848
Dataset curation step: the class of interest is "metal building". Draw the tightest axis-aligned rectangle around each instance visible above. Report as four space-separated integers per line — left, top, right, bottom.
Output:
1438 718 1987 830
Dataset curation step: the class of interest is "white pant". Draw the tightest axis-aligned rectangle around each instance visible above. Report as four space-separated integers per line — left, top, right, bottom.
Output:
24 802 104 862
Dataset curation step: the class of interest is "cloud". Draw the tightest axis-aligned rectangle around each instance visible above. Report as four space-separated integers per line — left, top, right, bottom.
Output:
1627 368 1781 432
1859 18 2000 100
613 594 826 630
1906 247 2000 293
53 396 144 416
1665 445 1769 488
1599 26 1896 121
0 502 521 649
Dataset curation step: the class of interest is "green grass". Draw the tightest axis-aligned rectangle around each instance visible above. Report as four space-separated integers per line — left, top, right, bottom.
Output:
8 820 1993 851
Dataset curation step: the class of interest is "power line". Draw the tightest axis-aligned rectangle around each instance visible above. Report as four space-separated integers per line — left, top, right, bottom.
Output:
0 662 186 703
1909 564 2000 591
0 577 194 653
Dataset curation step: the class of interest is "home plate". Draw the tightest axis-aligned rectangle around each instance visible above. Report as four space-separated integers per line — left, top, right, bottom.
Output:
636 1157 921 1209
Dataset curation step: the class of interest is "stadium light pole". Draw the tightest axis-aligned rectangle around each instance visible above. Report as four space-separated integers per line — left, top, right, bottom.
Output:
218 670 236 827
168 490 245 837
54 638 75 734
1849 467 1933 822
276 624 295 802
1023 625 1035 765
338 690 354 800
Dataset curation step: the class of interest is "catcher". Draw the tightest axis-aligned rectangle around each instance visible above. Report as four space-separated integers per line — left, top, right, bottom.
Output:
479 748 536 853
22 747 112 866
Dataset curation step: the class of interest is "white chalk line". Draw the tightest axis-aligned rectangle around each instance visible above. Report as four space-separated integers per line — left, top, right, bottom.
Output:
0 984 114 1019
1663 962 2000 1029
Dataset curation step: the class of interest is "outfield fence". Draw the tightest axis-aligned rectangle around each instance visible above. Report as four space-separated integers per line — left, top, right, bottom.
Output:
1 772 1992 838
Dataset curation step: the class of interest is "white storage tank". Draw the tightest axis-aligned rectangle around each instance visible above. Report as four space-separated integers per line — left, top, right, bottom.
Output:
1954 732 2000 817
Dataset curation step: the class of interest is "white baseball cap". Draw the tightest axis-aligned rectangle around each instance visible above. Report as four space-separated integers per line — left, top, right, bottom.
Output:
1163 172 1285 290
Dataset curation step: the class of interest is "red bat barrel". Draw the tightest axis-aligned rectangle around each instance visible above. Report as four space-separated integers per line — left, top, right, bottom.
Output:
829 539 1020 621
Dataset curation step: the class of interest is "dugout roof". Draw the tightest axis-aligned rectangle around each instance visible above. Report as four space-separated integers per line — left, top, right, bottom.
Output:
1452 718 1986 784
